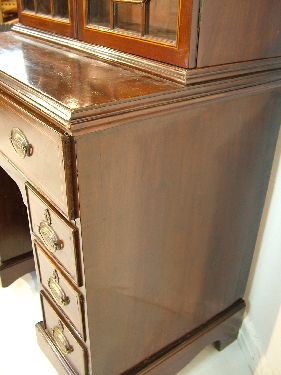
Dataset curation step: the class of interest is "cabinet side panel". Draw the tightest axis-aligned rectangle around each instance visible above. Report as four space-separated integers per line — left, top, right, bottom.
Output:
197 0 281 68
76 87 281 375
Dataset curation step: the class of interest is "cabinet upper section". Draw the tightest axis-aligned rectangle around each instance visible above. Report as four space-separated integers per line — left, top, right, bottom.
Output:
17 0 281 68
17 0 281 69
18 0 191 67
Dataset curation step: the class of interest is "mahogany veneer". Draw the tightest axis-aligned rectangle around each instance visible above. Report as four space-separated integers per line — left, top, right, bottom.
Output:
0 1 281 374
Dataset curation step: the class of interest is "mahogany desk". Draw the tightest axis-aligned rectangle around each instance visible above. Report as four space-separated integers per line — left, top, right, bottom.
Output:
0 2 281 373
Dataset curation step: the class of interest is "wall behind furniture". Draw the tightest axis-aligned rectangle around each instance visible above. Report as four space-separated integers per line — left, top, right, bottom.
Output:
239 129 281 375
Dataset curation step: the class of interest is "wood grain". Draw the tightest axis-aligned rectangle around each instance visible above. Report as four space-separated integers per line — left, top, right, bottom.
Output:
138 300 245 374
197 0 281 67
0 31 178 112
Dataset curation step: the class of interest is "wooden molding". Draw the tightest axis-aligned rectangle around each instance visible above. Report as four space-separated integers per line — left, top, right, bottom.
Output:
1 38 281 132
12 24 187 84
12 24 281 87
136 299 245 374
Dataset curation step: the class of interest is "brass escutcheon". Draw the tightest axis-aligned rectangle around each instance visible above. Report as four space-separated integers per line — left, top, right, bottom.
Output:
48 270 70 307
10 128 33 159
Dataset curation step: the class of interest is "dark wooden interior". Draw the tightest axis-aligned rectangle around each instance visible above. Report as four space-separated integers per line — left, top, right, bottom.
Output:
0 166 34 287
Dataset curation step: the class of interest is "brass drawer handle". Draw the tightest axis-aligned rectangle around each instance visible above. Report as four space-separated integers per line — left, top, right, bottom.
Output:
39 221 64 252
52 320 73 355
10 128 33 159
48 270 70 307
38 209 64 252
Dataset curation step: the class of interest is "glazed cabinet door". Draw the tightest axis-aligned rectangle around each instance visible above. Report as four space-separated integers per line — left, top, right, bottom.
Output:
17 0 193 66
77 0 192 67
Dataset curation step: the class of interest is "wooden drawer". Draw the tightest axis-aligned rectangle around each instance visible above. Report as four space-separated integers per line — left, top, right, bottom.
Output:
0 94 75 219
41 292 88 375
26 183 82 286
35 241 85 340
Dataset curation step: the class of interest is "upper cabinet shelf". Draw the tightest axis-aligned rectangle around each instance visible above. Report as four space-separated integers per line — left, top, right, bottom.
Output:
17 0 281 69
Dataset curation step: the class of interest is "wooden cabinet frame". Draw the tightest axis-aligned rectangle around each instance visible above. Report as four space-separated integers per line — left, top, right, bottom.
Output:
17 0 76 38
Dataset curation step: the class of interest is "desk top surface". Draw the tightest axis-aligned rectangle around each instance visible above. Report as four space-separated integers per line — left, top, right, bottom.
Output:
0 30 179 125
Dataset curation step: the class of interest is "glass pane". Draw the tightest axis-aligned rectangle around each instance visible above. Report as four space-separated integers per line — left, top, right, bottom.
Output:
115 3 141 34
148 0 179 41
53 0 69 19
23 0 35 11
37 0 51 15
87 0 110 27
86 0 179 41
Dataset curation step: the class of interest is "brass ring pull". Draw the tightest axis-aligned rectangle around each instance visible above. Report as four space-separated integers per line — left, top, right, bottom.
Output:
48 270 70 307
10 128 33 159
52 321 73 355
38 209 64 252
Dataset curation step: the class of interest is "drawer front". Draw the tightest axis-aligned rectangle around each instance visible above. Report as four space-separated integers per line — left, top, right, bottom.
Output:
0 94 75 219
36 241 85 340
41 293 88 375
26 184 82 286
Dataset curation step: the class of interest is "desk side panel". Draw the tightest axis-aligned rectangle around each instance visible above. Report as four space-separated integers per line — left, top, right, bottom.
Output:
75 85 281 374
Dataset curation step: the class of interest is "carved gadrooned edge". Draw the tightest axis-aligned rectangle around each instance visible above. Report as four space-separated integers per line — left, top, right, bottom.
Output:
0 70 73 125
12 24 187 84
1 61 281 132
2 26 281 131
11 24 281 87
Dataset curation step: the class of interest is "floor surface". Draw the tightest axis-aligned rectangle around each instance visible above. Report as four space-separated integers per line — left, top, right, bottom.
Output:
0 273 252 375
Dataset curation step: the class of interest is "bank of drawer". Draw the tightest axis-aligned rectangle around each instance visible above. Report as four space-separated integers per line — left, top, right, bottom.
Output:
0 94 75 219
26 183 82 286
41 292 88 375
35 241 85 340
